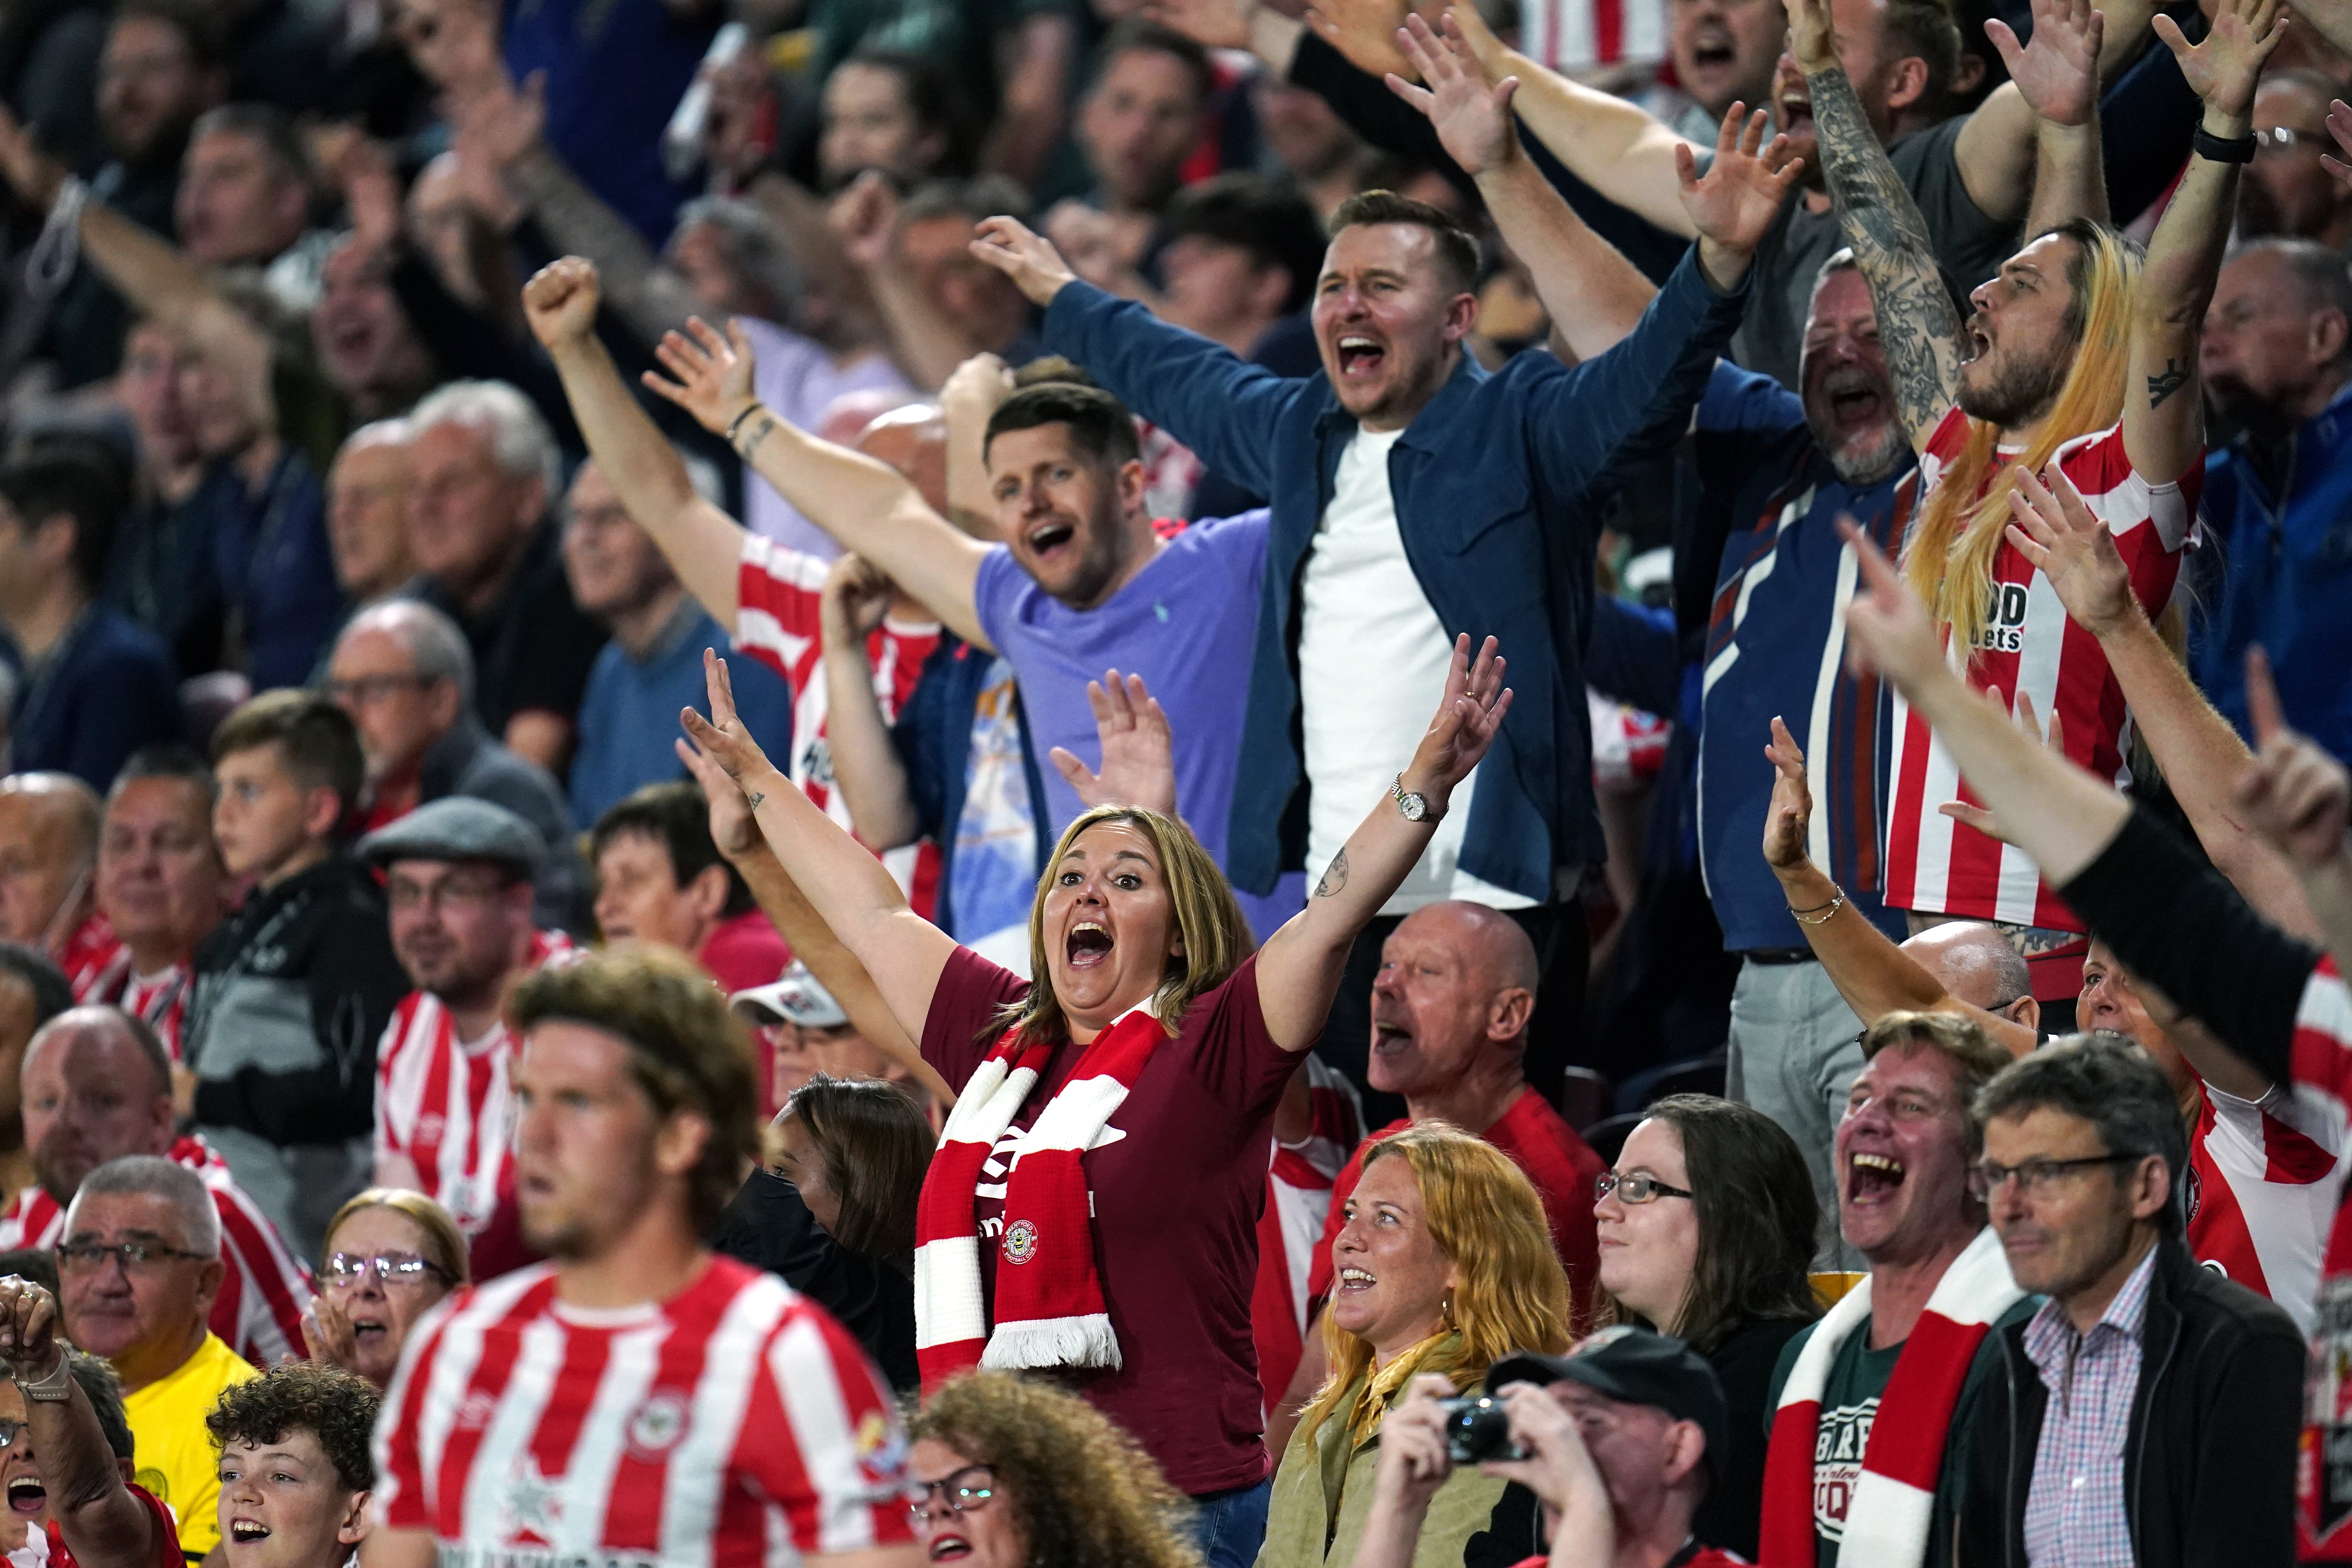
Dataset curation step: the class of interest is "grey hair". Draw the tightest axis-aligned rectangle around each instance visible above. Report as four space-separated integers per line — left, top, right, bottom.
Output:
671 197 804 327
407 380 560 504
1814 246 1861 294
335 417 411 463
188 103 309 189
64 1155 221 1256
343 599 476 710
1975 1032 2190 1234
2228 238 2352 367
109 743 217 808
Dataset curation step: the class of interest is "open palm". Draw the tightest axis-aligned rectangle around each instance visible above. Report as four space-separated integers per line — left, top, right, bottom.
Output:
1989 0 2102 127
1677 107 1803 254
1386 12 1516 178
2156 0 2287 116
644 317 758 436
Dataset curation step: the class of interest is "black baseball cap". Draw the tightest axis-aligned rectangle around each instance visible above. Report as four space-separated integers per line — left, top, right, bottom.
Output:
1486 1326 1727 1464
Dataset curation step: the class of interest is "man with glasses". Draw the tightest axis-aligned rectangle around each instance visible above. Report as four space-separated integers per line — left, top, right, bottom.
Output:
323 600 582 932
0 1007 310 1370
1759 1011 2026 1567
56 1154 258 1563
361 798 572 1283
368 946 916 1568
1947 1033 2300 1564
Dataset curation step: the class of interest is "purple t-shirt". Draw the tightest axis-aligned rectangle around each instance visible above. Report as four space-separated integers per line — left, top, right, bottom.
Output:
972 510 1303 940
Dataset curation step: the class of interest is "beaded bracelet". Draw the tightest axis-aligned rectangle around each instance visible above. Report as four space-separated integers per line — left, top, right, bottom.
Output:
1789 889 1846 927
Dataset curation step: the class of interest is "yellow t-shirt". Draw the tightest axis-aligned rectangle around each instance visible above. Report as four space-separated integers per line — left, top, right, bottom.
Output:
122 1334 259 1559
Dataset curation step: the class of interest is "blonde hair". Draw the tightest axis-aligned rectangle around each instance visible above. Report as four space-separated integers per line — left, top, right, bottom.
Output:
1301 1123 1572 1443
323 1188 470 1286
1905 220 2142 651
1002 805 1250 1046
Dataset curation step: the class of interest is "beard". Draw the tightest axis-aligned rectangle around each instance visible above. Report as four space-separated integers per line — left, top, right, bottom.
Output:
1958 338 2073 429
1824 421 1908 486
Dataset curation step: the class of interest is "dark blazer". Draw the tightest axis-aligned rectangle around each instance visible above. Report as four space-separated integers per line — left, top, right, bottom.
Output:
1953 1233 2303 1568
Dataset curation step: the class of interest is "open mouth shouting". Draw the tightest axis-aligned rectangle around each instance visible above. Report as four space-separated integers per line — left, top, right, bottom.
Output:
1023 517 1077 564
1687 26 1738 74
1817 366 1887 432
1334 334 1388 383
227 1518 272 1545
1846 1150 1906 1205
349 1311 391 1353
6 1477 45 1519
1065 921 1113 971
1964 318 1993 364
1777 90 1815 138
926 1528 972 1563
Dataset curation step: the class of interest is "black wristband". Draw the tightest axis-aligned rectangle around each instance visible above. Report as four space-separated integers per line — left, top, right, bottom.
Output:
2192 125 2258 163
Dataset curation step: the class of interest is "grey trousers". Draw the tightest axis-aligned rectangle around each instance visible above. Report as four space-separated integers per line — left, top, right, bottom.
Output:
1724 956 1866 1270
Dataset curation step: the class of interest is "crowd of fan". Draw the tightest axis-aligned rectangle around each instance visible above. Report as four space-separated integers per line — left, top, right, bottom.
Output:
0 0 2350 1561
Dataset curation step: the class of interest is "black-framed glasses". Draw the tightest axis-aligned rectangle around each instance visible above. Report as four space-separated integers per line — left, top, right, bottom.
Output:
323 1251 451 1290
905 1466 996 1526
1595 1171 1695 1205
55 1241 210 1275
1967 1152 2141 1201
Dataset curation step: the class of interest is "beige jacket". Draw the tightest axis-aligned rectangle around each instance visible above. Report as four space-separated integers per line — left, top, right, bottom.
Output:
1252 1370 1508 1568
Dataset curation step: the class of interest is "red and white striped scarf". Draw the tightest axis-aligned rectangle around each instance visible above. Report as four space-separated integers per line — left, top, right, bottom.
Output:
1760 1226 2022 1568
912 1003 1167 1390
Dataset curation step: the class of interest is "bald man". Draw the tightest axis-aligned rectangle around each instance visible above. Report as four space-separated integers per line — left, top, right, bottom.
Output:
1902 920 2040 1035
0 1007 309 1364
0 775 118 998
563 457 795 832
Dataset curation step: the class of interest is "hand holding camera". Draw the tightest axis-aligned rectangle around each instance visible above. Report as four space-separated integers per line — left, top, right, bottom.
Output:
1478 1381 1608 1516
1374 1374 1466 1515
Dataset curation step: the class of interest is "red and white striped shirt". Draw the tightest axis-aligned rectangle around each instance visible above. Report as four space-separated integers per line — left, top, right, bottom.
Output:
1884 411 2196 927
375 932 573 1257
79 952 191 1060
373 1256 913 1568
1251 1057 1362 1415
2188 1080 2346 1334
1518 0 1666 72
57 913 120 1003
2287 960 2352 1559
0 1135 311 1365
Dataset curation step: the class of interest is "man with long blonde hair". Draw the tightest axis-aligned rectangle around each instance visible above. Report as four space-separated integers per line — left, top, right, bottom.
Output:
1787 0 2281 956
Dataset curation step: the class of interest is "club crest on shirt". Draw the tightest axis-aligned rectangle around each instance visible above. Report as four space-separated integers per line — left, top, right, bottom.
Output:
417 1112 446 1143
1002 1219 1040 1265
455 1390 498 1430
624 1391 691 1461
854 1410 908 1491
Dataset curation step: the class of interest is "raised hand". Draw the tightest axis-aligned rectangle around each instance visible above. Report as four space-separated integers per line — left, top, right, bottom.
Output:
311 125 405 250
2325 100 2352 192
1675 106 1804 261
680 647 786 793
521 256 602 349
1762 715 1817 871
675 729 765 860
820 553 895 650
2234 647 2352 867
2003 461 2134 638
2154 0 2287 118
1049 671 1180 818
1143 0 1254 47
1303 0 1414 79
1938 689 2068 843
0 1277 62 1382
939 352 1016 425
1480 1382 1608 1518
0 99 67 211
642 317 760 436
1385 13 1518 178
302 1290 361 1374
828 171 900 271
1989 0 2102 127
968 215 1079 308
1404 635 1514 806
1839 517 1947 690
1786 0 1838 74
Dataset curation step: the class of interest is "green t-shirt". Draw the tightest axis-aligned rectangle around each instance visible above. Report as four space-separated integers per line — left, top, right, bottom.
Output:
1807 1327 1904 1568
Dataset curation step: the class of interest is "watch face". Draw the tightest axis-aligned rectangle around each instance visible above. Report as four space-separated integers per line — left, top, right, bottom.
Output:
1400 793 1426 822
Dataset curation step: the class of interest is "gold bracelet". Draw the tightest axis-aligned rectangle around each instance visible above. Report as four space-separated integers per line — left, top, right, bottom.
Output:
1789 889 1846 927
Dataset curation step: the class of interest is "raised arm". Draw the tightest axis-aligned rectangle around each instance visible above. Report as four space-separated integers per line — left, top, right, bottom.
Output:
637 305 994 648
674 722 949 1105
1760 717 2042 1054
1445 1 1700 238
1990 0 2112 235
831 173 985 394
0 1281 168 1568
2125 0 2285 483
523 259 748 625
2001 465 2320 938
1788 0 1962 450
819 556 923 853
682 650 963 1055
1385 13 1657 356
1256 636 1512 1051
940 354 1016 537
2237 650 2352 979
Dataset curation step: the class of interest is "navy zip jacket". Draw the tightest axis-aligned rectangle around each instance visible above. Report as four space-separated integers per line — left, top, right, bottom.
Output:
1042 247 1750 901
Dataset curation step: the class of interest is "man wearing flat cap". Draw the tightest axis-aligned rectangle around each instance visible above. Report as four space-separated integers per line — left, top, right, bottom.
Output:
1358 1326 1746 1568
361 797 575 1281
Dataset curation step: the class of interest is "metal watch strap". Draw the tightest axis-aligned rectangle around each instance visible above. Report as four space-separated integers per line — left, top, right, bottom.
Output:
16 1350 71 1403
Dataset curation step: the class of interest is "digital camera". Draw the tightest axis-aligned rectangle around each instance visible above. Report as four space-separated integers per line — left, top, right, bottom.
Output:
1434 1394 1523 1465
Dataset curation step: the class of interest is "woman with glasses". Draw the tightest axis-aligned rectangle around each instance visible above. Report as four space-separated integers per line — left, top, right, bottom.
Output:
1262 1124 1569 1568
1571 1094 1820 1560
301 1189 466 1387
904 1369 1201 1568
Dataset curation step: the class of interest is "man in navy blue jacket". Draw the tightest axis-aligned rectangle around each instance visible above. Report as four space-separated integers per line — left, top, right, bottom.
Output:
968 49 1799 1094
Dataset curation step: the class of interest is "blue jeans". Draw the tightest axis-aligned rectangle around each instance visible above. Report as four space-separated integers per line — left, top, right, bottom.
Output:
1192 1477 1272 1568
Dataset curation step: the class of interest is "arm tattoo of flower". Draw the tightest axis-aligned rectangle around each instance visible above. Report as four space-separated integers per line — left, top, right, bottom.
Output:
1807 64 1964 439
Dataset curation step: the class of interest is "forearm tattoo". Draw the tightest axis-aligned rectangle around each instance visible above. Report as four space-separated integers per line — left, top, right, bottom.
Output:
1313 850 1348 900
1806 64 1964 437
744 791 766 812
2146 358 2189 409
736 412 777 461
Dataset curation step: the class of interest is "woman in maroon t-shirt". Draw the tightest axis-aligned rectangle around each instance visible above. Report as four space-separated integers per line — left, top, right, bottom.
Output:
680 637 1513 1524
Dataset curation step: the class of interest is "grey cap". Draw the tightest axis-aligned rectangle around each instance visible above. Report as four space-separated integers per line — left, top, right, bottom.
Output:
357 796 545 880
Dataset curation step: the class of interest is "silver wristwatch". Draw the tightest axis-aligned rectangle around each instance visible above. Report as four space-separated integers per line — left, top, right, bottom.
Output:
16 1350 71 1403
1392 773 1441 823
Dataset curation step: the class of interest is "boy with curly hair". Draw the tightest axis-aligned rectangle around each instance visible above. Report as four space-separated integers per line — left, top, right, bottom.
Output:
205 1364 379 1568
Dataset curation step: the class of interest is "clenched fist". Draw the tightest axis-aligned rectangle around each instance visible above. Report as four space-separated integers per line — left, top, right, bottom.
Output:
522 256 601 349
